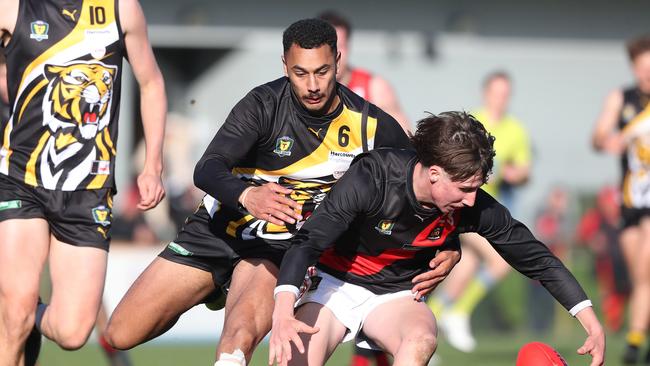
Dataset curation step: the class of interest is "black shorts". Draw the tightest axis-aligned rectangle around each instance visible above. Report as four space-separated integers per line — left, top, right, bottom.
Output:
159 203 291 289
621 206 650 229
0 174 112 250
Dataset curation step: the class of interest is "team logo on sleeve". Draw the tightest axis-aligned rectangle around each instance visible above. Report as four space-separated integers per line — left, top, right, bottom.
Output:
92 205 111 226
375 220 395 235
273 136 294 157
30 21 50 42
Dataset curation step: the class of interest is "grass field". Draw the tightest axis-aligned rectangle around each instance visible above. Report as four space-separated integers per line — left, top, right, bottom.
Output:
40 327 625 365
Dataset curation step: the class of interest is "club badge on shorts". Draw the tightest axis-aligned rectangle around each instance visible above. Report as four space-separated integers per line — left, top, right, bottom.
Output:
92 205 111 226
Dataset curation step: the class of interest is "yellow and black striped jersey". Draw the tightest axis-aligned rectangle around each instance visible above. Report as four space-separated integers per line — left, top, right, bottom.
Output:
194 77 412 241
618 87 650 208
1 0 124 191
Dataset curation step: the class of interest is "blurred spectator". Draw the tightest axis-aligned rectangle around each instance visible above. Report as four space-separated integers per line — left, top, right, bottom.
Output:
591 34 650 364
528 186 571 333
428 71 532 353
577 186 630 332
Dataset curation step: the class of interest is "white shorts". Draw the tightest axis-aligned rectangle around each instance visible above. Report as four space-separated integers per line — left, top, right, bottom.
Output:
296 270 415 349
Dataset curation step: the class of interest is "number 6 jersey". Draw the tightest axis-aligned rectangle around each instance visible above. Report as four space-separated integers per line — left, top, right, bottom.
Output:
193 77 411 241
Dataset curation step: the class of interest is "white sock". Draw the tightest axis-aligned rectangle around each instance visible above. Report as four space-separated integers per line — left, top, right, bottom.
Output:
214 349 246 366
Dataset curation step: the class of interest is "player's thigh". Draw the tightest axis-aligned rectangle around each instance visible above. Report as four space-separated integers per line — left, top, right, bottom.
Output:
362 296 437 355
289 303 348 366
109 257 215 337
47 235 108 325
225 258 279 316
0 218 49 308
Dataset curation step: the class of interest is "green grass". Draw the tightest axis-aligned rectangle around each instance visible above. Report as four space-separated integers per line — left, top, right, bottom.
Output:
40 328 624 366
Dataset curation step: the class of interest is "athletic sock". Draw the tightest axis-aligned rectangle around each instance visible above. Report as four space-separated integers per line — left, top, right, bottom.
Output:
451 266 496 315
350 354 371 366
98 334 118 356
375 352 390 366
427 291 453 316
215 349 246 366
34 301 47 333
626 330 646 347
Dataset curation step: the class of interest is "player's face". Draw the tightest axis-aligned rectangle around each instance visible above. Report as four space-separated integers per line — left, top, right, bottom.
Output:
334 26 349 79
483 77 511 117
632 51 650 94
283 43 340 115
430 167 484 214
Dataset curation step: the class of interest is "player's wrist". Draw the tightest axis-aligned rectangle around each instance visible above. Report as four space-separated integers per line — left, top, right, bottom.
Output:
238 187 254 209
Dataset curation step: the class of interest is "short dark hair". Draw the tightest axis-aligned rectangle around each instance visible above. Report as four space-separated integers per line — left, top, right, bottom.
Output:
482 70 510 90
282 18 337 54
318 10 352 38
626 35 650 62
411 111 495 183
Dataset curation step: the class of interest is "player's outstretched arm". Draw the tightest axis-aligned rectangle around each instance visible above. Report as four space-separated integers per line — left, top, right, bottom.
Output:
269 291 319 366
575 307 606 366
120 0 166 210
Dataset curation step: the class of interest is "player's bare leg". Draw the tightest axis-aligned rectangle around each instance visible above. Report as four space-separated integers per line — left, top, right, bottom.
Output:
619 225 644 363
105 257 215 349
622 219 650 363
363 296 438 366
288 303 347 366
215 259 278 364
0 219 49 366
39 236 108 350
96 304 132 366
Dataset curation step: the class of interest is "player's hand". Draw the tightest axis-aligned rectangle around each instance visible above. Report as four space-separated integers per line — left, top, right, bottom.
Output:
602 133 626 155
268 316 319 366
242 183 303 226
137 170 165 210
578 327 605 366
411 248 461 298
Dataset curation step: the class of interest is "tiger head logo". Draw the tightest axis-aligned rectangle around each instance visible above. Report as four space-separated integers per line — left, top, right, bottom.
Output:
42 61 116 140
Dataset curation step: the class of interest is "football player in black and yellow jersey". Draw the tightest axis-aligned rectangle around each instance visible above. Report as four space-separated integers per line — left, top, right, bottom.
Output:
104 19 458 365
0 0 166 364
592 34 650 364
270 112 605 366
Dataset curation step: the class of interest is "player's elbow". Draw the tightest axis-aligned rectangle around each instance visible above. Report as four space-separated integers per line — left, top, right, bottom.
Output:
193 159 210 192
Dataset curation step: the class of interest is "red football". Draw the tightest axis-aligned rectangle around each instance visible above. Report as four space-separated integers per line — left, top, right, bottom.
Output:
516 342 568 366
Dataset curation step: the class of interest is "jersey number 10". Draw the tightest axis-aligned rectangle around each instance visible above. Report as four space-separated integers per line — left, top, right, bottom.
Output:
89 6 106 25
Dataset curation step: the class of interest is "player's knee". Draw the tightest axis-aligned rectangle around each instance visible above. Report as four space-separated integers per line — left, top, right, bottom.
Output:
50 315 95 350
55 327 92 350
0 307 35 341
402 330 437 361
103 319 136 350
219 326 260 358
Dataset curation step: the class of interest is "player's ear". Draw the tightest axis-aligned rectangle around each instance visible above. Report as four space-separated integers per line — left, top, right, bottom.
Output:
282 55 288 77
335 51 341 78
429 165 441 184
